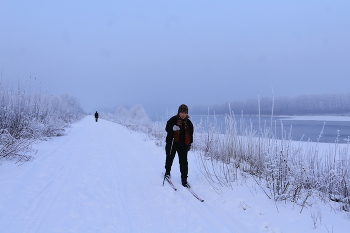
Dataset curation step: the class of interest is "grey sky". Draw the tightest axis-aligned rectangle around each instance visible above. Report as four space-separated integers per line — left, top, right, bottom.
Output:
1 1 349 115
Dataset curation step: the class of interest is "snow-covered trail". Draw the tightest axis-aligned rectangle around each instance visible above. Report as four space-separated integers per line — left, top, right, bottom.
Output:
0 116 245 233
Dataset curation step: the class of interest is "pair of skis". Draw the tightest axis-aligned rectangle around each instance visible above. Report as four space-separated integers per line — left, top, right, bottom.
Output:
162 173 204 202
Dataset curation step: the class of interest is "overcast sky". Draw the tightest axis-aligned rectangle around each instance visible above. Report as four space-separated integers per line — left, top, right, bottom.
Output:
1 0 349 115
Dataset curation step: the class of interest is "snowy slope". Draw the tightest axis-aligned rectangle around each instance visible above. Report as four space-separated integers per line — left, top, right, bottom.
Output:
1 116 349 233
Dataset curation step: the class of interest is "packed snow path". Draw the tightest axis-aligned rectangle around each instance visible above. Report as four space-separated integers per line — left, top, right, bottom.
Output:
1 116 245 233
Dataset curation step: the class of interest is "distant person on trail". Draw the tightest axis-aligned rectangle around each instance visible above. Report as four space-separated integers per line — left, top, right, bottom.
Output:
94 111 99 122
164 104 194 187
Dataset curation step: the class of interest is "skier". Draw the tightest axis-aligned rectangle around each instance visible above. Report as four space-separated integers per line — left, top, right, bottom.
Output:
164 104 194 187
94 111 99 122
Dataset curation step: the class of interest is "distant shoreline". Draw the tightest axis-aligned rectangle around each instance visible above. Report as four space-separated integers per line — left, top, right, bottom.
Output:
278 115 350 122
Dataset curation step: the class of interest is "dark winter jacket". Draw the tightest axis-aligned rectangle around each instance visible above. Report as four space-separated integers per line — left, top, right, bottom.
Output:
165 115 194 146
95 112 99 118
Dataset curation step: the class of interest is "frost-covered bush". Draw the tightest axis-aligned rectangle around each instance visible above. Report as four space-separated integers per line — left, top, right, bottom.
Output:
0 78 85 164
197 112 350 211
101 105 167 147
111 105 152 131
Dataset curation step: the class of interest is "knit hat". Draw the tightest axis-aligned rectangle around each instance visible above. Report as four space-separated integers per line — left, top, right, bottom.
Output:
178 104 188 114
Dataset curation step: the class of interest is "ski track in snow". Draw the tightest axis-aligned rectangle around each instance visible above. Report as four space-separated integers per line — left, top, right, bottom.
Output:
0 116 246 233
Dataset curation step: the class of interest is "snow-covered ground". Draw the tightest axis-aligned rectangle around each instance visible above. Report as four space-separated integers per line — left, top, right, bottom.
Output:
1 116 349 233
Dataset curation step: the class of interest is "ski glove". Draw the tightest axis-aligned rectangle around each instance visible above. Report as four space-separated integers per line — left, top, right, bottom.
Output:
173 125 180 131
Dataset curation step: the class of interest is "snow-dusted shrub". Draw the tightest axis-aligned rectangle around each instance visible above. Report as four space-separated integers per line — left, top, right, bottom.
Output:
101 105 169 147
0 78 85 164
148 121 166 147
196 110 350 211
101 104 159 138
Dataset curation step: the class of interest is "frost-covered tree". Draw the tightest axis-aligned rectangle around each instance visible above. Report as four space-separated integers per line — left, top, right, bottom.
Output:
0 78 85 164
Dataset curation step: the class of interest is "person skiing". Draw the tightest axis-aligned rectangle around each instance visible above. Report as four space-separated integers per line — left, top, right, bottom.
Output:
164 104 194 187
94 111 99 122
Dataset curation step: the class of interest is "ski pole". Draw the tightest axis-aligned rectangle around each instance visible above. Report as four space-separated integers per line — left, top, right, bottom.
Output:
163 137 174 186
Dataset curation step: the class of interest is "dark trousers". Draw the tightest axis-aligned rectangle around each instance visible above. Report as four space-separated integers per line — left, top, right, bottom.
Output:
95 118 98 122
165 144 188 180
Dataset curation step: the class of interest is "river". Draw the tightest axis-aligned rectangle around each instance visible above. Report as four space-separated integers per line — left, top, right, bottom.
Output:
152 115 350 144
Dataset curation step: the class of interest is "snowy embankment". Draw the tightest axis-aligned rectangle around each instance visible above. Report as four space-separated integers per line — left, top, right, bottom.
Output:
0 116 349 233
